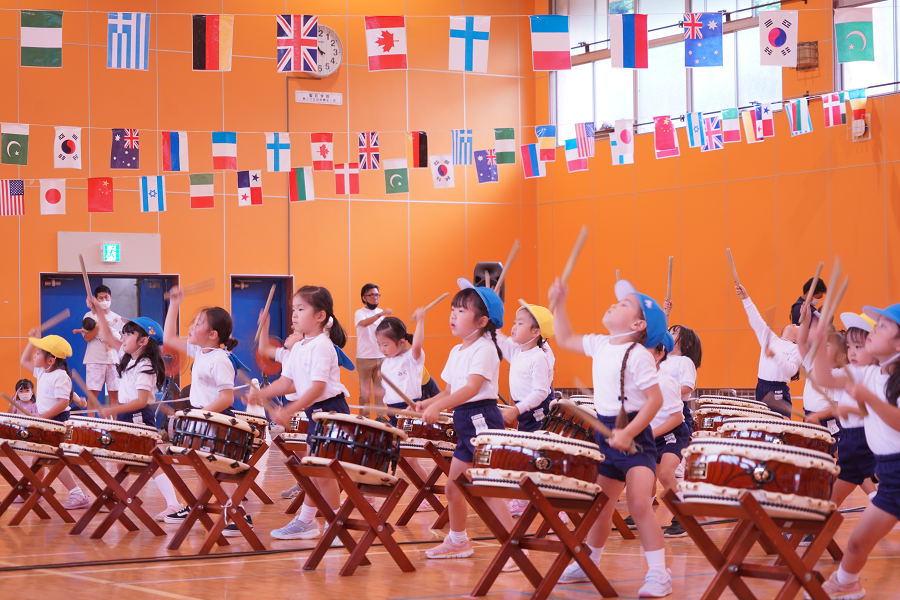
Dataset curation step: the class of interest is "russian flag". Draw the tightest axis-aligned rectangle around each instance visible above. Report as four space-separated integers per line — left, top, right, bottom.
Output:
610 14 648 69
161 131 189 172
520 143 546 179
529 15 571 71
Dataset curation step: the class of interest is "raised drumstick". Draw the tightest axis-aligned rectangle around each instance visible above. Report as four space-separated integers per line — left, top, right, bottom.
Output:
411 292 449 322
253 284 277 345
493 239 520 293
798 262 824 324
71 370 104 415
665 256 673 318
558 399 638 455
484 270 490 289
344 404 452 424
550 225 589 311
573 376 594 398
726 248 741 286
381 373 417 409
807 274 849 364
164 278 216 300
78 254 93 299
842 366 868 417
616 269 620 282
759 390 807 420
39 308 71 334
1 392 33 416
815 257 843 330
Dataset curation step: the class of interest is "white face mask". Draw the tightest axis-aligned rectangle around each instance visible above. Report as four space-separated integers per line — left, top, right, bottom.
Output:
98 300 112 310
18 391 33 401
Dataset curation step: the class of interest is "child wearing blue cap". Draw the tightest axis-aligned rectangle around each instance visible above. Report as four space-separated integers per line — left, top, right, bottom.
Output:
810 302 900 599
550 278 672 597
416 279 516 567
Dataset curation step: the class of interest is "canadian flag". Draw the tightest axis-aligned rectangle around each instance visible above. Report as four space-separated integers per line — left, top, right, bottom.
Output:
365 16 407 71
335 163 360 195
310 133 333 171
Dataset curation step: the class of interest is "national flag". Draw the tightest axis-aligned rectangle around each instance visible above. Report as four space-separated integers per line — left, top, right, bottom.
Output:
610 14 648 69
742 108 764 143
760 103 775 137
310 133 333 171
835 8 874 63
521 144 546 179
39 179 65 215
0 180 24 216
452 129 473 165
212 131 237 170
564 139 588 173
54 126 82 169
1 124 29 165
574 122 595 158
107 12 150 70
365 16 407 71
87 177 114 212
110 128 140 169
192 14 234 71
289 167 315 202
760 11 798 67
384 158 409 194
685 112 705 148
358 132 379 170
529 15 570 71
449 16 490 73
237 170 262 206
140 176 166 212
276 15 317 73
701 116 724 152
848 89 868 138
406 131 427 169
786 98 813 136
653 116 680 159
821 93 847 128
611 119 634 165
430 154 454 188
494 128 516 164
161 131 189 172
21 10 62 68
721 108 742 143
266 132 291 172
189 173 215 209
537 125 556 161
335 163 360 195
683 13 723 68
474 150 498 184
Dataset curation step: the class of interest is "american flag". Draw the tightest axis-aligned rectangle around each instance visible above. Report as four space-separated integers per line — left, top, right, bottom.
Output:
276 14 318 73
683 13 703 39
358 132 379 170
0 179 24 216
123 128 139 148
484 149 496 166
574 122 595 158
701 116 723 152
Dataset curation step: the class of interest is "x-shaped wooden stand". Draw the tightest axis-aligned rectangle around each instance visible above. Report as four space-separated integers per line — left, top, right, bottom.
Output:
0 442 73 524
271 434 309 513
244 443 273 505
395 442 451 529
454 472 617 600
660 489 843 600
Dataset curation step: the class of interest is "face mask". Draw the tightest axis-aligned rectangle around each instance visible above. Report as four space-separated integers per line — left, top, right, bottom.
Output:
18 391 33 401
98 300 112 310
364 301 378 310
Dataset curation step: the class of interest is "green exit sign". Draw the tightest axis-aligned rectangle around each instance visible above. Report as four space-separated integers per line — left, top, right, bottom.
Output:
102 243 121 263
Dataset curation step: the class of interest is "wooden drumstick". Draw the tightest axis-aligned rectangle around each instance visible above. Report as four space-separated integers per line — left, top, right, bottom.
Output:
484 270 490 289
549 225 589 311
344 404 452 424
381 373 417 409
411 292 450 321
615 269 620 282
39 308 71 334
78 254 93 299
164 278 216 299
71 370 104 415
842 366 868 417
253 284 277 345
1 392 33 416
665 256 673 318
815 257 843 330
726 248 741 286
558 400 639 455
798 262 824 324
807 275 849 364
760 390 807 421
493 239 520 293
573 376 593 398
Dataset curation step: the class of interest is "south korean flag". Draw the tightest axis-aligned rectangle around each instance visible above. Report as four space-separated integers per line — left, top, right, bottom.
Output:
54 126 82 169
760 10 798 67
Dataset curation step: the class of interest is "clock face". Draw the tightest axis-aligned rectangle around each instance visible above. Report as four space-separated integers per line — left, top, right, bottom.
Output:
317 25 343 78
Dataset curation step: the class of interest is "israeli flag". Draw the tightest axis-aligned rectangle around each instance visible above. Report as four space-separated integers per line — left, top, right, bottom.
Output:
140 175 166 212
686 112 706 149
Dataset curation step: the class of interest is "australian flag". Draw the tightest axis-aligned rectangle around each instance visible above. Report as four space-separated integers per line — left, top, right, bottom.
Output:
110 128 140 169
474 150 498 184
684 13 723 67
277 15 318 73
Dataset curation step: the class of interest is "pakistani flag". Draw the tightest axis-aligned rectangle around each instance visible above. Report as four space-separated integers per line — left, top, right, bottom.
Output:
835 8 874 63
383 158 409 194
494 128 516 164
1 124 29 165
21 11 63 67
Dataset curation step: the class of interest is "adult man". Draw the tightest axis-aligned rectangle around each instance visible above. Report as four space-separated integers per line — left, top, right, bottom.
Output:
80 284 124 404
790 277 827 325
355 283 391 416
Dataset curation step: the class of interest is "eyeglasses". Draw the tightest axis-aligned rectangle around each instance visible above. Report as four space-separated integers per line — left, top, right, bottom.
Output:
364 293 380 299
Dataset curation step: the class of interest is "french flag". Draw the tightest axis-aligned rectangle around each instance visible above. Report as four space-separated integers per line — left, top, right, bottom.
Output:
161 131 189 172
529 15 571 71
520 143 546 179
610 14 648 69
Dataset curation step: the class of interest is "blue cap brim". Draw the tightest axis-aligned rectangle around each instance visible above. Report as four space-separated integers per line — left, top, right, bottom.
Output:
457 278 504 328
863 305 900 327
614 279 667 349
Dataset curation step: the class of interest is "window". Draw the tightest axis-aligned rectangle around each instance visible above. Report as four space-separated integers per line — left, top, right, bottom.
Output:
839 0 897 94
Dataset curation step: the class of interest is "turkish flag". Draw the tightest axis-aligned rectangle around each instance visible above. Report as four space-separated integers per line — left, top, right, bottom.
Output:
88 177 114 213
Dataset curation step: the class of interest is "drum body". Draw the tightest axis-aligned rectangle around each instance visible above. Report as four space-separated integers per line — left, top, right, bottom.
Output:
681 437 838 520
302 412 408 486
168 409 255 473
397 412 457 456
540 400 596 442
233 410 269 449
469 430 604 500
0 413 67 457
693 404 785 437
61 416 159 466
719 418 834 455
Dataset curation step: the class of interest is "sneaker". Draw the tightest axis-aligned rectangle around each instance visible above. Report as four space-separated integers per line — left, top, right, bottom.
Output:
424 536 474 559
416 499 435 512
558 561 591 584
62 492 91 510
623 515 637 530
341 496 378 510
280 483 302 500
223 515 253 538
663 518 688 538
270 516 321 540
164 505 191 524
799 534 814 547
558 511 569 525
804 571 866 600
501 551 527 572
155 504 183 523
638 568 673 598
508 499 529 517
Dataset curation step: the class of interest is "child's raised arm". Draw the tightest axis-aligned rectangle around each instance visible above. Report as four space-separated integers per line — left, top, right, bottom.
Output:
19 327 39 371
737 285 774 349
90 298 123 352
549 279 585 354
411 307 425 360
163 286 187 354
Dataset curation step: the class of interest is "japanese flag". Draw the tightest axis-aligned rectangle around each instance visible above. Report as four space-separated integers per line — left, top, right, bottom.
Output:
40 178 65 214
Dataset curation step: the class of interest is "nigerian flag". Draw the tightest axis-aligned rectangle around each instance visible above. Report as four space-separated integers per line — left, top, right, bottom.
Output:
835 8 874 63
21 11 63 67
494 128 516 164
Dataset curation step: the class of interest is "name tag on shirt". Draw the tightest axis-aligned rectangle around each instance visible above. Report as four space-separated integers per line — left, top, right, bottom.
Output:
664 432 677 444
533 408 545 422
825 419 839 435
472 414 488 434
132 413 143 425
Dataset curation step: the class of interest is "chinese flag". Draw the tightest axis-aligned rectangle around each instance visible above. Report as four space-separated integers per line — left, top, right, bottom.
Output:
87 177 114 212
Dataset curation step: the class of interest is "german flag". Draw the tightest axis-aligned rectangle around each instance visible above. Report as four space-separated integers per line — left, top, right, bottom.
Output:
407 131 427 169
192 14 234 71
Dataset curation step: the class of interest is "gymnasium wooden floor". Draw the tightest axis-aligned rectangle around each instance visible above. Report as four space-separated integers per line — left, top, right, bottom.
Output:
0 436 897 599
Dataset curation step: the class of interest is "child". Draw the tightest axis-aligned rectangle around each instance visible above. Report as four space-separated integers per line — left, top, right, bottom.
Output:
246 286 350 542
81 284 124 406
10 379 38 415
798 309 845 437
551 278 672 597
661 322 701 428
416 279 517 569
19 333 92 509
808 303 900 598
735 284 801 416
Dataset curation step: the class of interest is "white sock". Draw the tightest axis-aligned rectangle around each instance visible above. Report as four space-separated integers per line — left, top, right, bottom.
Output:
587 544 604 563
836 566 859 585
69 486 83 496
676 491 684 502
154 474 178 506
298 503 318 523
645 548 667 572
868 491 877 500
448 529 467 544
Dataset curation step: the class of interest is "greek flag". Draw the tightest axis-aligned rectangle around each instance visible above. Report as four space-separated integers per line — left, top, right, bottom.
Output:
452 129 473 165
107 12 150 70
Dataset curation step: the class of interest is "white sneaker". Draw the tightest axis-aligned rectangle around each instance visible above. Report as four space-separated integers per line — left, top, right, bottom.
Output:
638 568 673 598
270 516 321 540
557 561 591 584
508 499 529 517
155 504 183 522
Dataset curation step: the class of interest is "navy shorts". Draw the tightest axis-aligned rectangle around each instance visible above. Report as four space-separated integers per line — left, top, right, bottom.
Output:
116 406 156 426
516 392 553 433
48 410 70 423
593 412 657 482
304 394 350 422
681 401 693 434
836 426 876 485
654 421 691 463
872 452 900 520
452 399 504 463
756 379 791 417
385 399 420 428
421 377 441 400
804 408 841 454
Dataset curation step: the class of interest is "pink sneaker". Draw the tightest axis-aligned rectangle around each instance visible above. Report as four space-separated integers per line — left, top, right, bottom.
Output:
508 499 529 517
425 536 474 559
415 499 434 512
804 572 866 600
62 492 91 510
558 511 569 525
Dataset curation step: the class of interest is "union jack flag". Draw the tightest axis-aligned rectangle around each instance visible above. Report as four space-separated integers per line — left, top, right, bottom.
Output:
574 122 595 158
683 13 703 39
484 149 496 166
276 14 318 73
701 116 723 152
358 132 379 170
123 128 139 148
